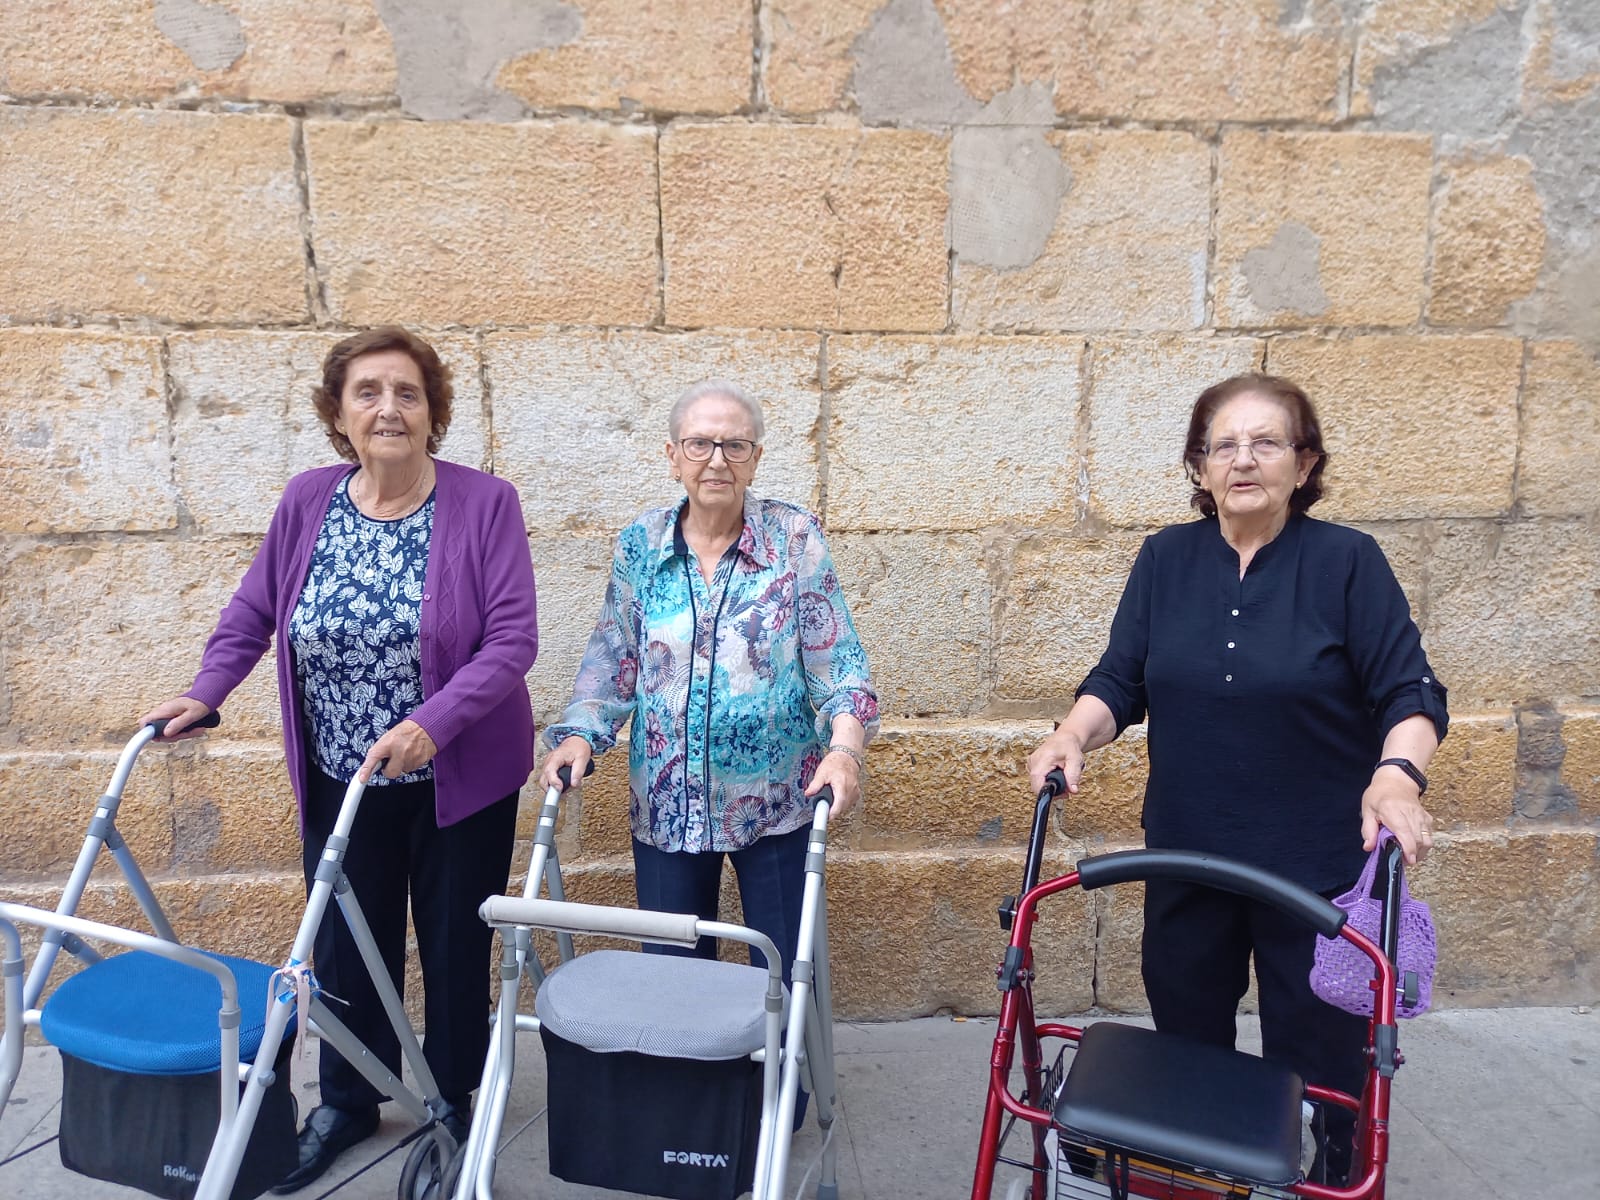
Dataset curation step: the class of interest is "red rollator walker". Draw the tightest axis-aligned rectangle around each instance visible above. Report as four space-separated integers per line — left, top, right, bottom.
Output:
972 769 1417 1200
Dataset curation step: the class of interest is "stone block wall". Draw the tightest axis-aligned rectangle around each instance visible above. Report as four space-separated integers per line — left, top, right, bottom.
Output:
2 0 1597 1019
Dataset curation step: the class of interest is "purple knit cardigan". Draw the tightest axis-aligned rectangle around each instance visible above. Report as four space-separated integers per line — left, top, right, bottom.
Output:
185 459 539 829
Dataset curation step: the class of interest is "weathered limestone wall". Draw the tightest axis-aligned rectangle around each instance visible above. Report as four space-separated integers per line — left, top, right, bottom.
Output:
2 1 1597 1019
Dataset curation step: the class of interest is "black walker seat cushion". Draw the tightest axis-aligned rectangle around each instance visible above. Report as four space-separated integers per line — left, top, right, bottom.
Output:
1053 1022 1305 1188
41 949 297 1200
535 950 773 1200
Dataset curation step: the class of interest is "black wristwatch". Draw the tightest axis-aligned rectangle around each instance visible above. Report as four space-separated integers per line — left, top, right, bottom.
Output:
1376 757 1428 793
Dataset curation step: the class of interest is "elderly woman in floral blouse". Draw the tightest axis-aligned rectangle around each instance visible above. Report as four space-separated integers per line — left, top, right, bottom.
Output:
541 380 877 1007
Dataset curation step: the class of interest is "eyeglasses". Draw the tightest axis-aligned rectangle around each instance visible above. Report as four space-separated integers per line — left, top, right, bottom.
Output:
678 437 758 463
1204 437 1297 463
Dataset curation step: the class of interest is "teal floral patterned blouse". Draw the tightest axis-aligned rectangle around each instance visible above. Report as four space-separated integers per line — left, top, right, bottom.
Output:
546 491 879 852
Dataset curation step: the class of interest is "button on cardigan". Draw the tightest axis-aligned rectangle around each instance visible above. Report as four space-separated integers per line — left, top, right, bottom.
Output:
185 459 539 830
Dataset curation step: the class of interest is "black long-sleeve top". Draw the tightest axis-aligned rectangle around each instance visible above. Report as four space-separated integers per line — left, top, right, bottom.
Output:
1078 514 1449 891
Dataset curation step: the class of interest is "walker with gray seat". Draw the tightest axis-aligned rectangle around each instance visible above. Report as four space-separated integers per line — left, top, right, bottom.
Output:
403 765 843 1200
0 716 466 1200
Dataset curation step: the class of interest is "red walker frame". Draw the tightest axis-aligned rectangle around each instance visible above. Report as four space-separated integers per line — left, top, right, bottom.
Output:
971 773 1410 1200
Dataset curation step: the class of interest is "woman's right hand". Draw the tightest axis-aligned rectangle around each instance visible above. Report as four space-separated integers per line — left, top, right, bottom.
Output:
1027 727 1087 796
539 735 594 792
139 696 214 741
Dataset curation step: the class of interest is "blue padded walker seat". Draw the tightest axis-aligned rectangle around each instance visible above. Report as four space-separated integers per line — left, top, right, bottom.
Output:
41 949 292 1074
535 949 769 1059
1054 1022 1305 1187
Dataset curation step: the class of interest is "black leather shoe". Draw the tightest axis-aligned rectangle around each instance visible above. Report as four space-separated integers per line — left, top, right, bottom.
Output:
270 1104 380 1194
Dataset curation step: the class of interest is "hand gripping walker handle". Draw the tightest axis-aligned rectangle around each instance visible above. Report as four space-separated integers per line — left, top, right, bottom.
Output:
555 758 597 791
147 709 222 739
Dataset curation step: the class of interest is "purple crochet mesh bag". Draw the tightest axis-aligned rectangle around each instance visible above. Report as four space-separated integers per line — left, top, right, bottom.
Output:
1310 829 1436 1019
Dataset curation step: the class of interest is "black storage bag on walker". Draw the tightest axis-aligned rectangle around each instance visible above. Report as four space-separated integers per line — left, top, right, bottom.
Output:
541 1027 762 1200
41 949 297 1200
535 950 772 1200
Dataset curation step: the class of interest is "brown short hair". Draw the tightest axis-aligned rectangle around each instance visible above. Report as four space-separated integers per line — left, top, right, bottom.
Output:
1182 373 1327 517
312 327 454 462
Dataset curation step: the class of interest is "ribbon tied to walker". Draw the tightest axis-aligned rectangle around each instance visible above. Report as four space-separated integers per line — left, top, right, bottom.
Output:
270 960 326 1062
1310 827 1437 1019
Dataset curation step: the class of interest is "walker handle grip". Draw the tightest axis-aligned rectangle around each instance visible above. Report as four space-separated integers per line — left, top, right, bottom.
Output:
1017 770 1068 899
555 759 596 790
148 710 222 739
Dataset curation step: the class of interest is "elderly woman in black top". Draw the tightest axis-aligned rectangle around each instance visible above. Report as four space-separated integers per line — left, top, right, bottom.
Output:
1027 373 1447 1184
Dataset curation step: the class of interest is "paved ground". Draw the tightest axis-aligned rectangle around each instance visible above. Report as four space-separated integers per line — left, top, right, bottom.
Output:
3 1006 1596 1200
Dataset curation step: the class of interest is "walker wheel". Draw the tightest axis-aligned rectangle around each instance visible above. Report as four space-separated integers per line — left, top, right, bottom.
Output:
398 1129 462 1200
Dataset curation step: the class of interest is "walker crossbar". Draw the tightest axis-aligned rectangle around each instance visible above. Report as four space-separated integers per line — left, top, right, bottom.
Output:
1074 849 1349 939
479 896 702 948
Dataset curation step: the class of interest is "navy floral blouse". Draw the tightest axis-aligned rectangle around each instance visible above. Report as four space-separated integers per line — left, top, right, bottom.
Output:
288 476 434 786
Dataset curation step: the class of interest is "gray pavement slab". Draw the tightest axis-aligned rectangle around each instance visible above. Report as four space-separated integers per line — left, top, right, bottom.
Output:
3 1007 1596 1200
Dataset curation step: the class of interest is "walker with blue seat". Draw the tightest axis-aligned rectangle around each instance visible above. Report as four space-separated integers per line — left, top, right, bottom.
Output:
0 716 463 1200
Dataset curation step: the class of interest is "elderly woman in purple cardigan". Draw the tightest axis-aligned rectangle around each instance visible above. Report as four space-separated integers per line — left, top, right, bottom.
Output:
142 327 538 1193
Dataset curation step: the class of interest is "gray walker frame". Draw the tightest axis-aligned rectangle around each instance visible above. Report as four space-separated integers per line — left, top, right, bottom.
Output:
0 721 461 1200
442 781 842 1200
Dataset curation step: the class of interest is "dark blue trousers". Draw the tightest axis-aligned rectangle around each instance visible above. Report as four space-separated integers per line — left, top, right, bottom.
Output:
629 823 811 981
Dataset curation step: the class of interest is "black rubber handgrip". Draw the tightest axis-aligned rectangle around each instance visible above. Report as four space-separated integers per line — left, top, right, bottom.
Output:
1075 848 1347 938
814 785 835 807
148 710 222 739
555 758 597 790
1042 767 1068 798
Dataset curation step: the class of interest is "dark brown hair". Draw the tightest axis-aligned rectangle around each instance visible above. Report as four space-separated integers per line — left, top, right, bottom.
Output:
1183 373 1327 517
312 327 453 462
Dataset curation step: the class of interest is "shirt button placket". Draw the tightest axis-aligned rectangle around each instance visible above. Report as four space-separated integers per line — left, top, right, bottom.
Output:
1227 606 1239 684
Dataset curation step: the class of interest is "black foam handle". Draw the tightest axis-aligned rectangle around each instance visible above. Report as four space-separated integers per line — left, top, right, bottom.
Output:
1042 767 1068 798
1075 848 1347 938
814 784 835 807
148 709 222 739
555 758 597 790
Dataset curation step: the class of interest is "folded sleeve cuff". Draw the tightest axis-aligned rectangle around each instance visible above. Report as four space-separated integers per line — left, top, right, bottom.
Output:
1378 676 1449 743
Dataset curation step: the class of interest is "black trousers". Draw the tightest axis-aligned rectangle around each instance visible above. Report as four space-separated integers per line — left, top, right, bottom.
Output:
301 766 518 1112
1141 878 1370 1183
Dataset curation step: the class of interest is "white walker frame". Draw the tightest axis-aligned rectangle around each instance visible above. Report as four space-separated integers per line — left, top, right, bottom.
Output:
0 720 456 1200
429 778 842 1200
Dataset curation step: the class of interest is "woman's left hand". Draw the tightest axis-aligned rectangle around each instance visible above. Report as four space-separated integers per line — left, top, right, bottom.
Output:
359 719 439 783
805 749 861 819
1360 774 1435 867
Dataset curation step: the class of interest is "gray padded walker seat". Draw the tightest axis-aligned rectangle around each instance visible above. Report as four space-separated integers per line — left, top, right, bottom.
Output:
1054 1022 1306 1187
535 949 771 1061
